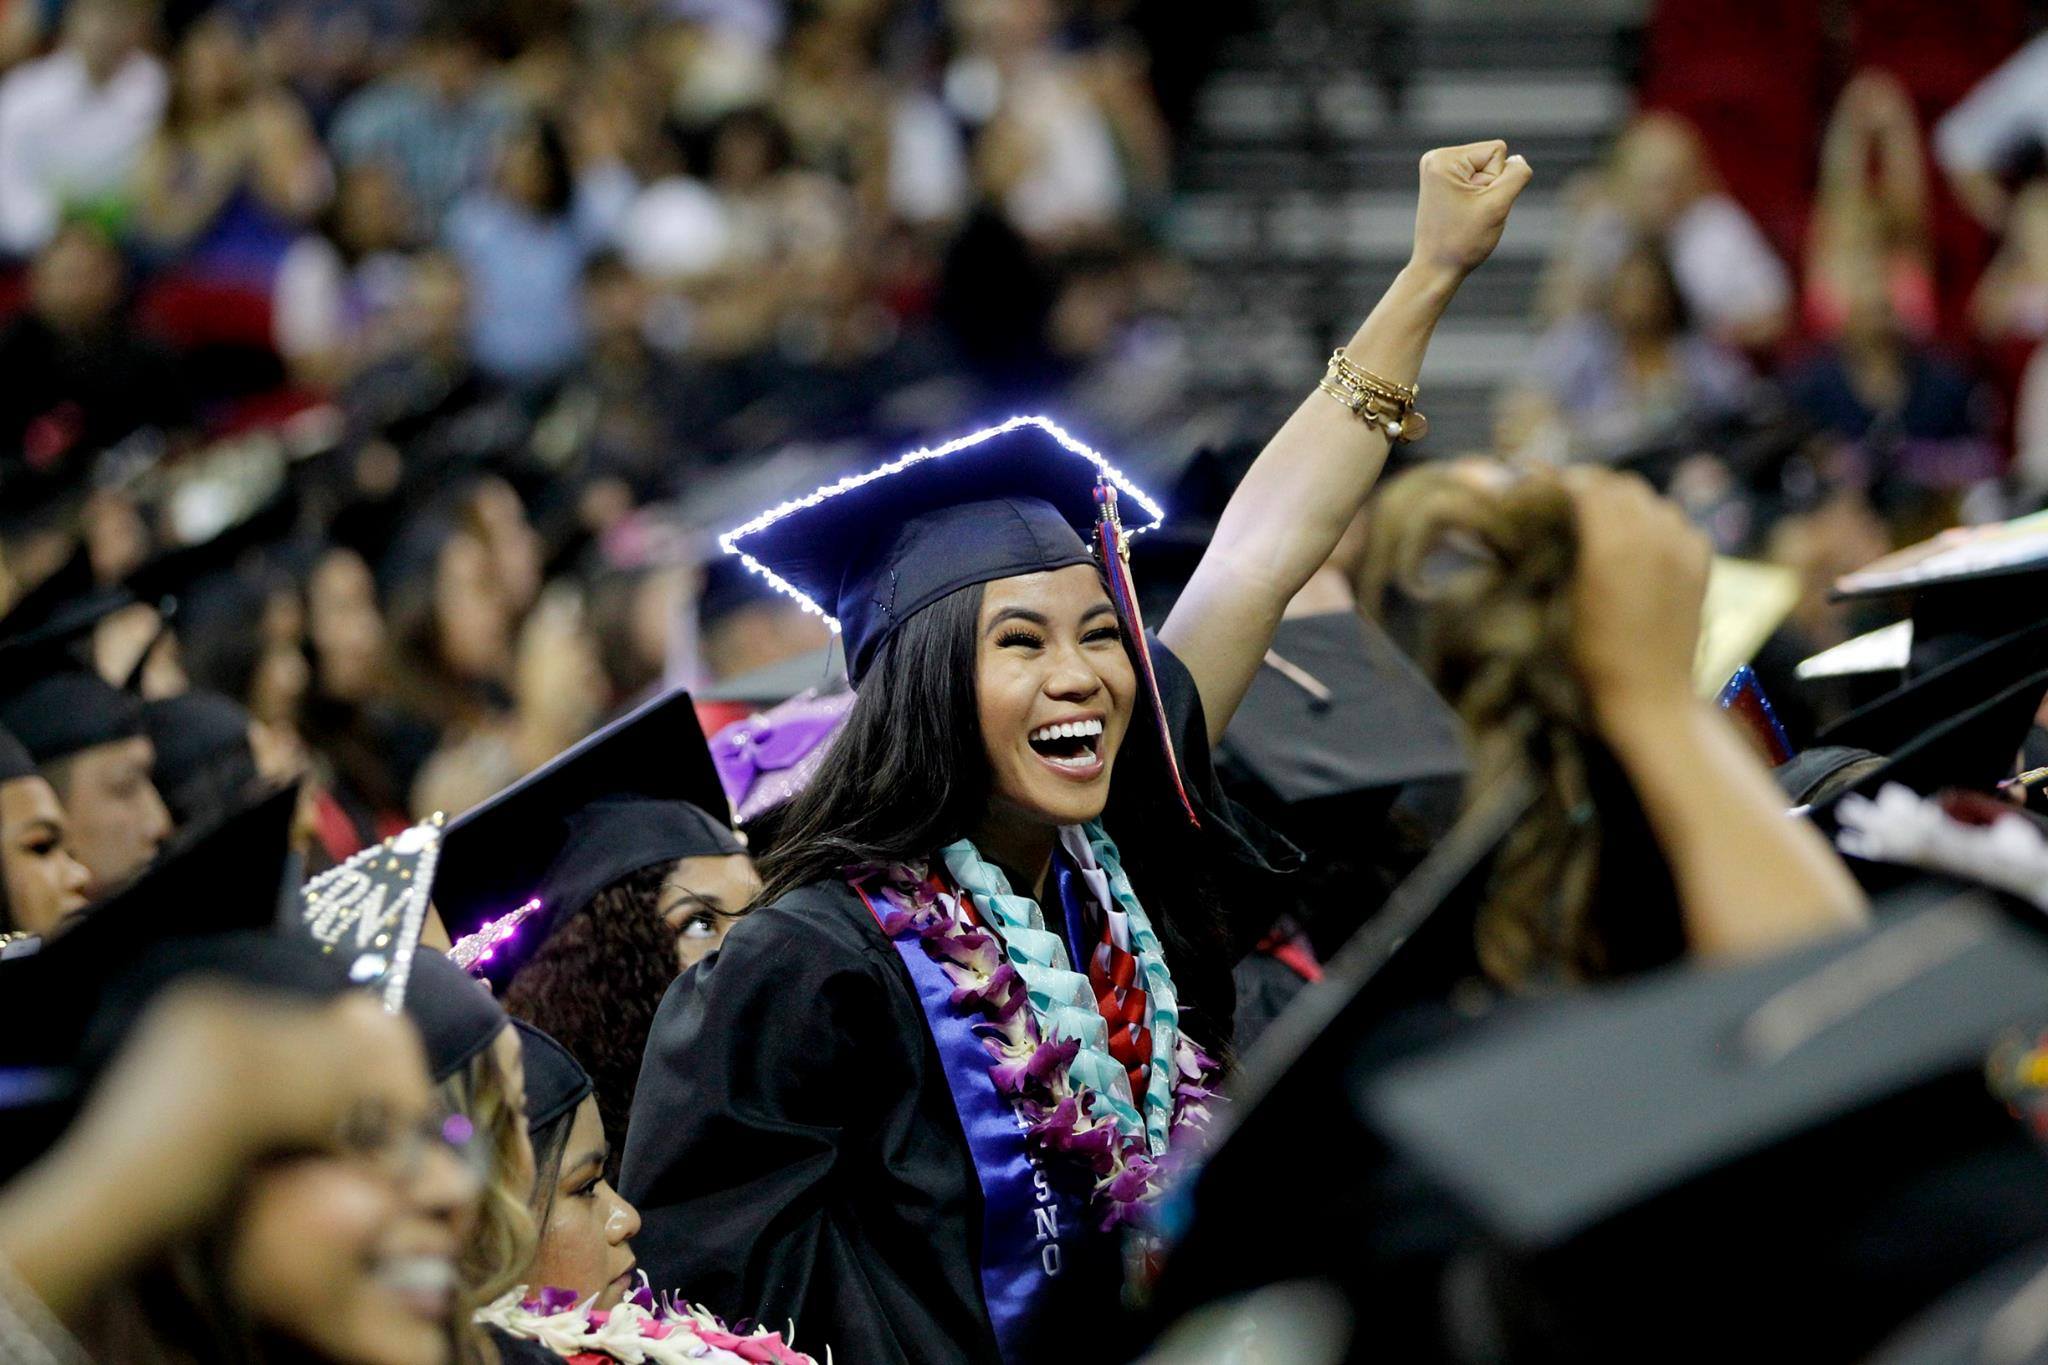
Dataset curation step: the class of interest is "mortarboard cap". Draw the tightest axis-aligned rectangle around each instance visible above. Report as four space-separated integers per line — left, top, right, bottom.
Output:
1830 508 2048 682
1221 612 1466 810
143 690 259 829
296 815 445 1011
1362 891 2048 1356
1820 617 2048 780
0 782 301 1064
0 726 35 784
511 1017 592 1134
0 928 345 1178
0 669 145 765
435 689 739 978
1796 619 1914 682
1809 664 2048 823
0 548 134 671
404 946 507 1084
719 416 1163 686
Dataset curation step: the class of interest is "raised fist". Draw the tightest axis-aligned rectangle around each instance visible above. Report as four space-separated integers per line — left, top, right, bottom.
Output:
1410 140 1533 279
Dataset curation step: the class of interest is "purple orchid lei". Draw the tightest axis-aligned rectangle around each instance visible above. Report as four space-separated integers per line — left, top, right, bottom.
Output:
854 860 1221 1231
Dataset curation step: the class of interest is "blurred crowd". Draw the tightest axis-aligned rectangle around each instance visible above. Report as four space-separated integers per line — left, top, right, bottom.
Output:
1495 6 2048 743
0 0 1233 857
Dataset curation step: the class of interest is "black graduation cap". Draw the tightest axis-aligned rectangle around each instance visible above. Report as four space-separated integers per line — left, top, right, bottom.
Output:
1833 512 2048 670
511 1017 593 1134
1220 612 1466 810
718 415 1165 686
435 688 740 963
125 483 301 619
0 547 134 671
0 928 346 1180
1810 665 2048 824
143 690 259 829
0 725 35 783
1819 617 2048 784
1362 890 2048 1357
0 782 301 1062
404 946 507 1084
0 668 146 766
296 814 447 1011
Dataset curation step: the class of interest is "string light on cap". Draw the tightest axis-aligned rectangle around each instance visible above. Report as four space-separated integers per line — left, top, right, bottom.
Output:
718 414 1166 631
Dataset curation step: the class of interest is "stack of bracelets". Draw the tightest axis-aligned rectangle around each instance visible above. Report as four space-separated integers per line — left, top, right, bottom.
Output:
1318 347 1428 443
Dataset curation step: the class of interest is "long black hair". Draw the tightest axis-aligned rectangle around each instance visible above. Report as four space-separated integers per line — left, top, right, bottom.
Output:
755 579 1241 1051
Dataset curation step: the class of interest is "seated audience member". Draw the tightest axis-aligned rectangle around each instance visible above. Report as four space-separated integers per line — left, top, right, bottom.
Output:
1508 237 1753 462
274 162 422 388
1541 112 1792 350
1805 71 1938 343
327 11 513 238
1934 28 2048 230
130 11 331 287
0 224 191 512
0 0 166 256
445 116 634 388
1785 243 1996 495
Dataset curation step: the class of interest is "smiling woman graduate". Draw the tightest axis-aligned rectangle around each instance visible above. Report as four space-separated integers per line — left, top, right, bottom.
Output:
618 141 1533 1363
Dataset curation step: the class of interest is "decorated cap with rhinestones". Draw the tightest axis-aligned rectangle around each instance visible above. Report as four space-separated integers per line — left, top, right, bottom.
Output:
296 814 445 1011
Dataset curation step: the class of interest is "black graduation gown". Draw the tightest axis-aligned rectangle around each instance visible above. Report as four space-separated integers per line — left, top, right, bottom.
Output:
618 639 1294 1363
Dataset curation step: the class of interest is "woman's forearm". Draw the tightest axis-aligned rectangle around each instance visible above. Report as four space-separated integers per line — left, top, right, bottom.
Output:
1159 264 1457 742
1600 694 1868 960
1160 143 1529 742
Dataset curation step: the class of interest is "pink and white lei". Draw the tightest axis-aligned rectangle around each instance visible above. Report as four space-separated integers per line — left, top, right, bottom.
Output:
853 859 1221 1231
476 1283 826 1364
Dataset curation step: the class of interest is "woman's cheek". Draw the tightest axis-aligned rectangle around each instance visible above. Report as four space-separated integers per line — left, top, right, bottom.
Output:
231 1163 391 1334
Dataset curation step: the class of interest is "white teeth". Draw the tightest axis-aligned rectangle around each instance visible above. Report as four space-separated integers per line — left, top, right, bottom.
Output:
375 1256 456 1293
1031 719 1104 744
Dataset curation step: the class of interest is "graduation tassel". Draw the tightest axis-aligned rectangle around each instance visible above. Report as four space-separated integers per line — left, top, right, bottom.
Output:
1094 478 1200 829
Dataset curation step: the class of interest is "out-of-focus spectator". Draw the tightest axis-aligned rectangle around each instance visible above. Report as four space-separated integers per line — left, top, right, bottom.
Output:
1806 71 1938 343
272 161 420 388
949 0 1161 245
0 0 166 257
446 116 635 387
1507 238 1753 462
327 9 513 237
1785 241 1997 492
1934 30 2048 231
130 11 330 288
1970 179 2048 346
1541 112 1793 351
529 252 698 520
0 224 191 508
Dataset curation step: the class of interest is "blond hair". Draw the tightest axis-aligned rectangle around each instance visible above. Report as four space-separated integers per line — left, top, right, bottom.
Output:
1358 461 1676 988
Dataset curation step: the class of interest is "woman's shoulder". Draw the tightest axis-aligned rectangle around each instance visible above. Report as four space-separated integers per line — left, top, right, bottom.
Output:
721 876 901 972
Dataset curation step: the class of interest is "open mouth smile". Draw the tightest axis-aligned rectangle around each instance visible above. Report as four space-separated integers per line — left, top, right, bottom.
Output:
1027 717 1106 779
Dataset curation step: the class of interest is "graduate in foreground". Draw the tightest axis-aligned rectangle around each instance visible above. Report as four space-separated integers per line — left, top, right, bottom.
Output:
620 142 1547 1362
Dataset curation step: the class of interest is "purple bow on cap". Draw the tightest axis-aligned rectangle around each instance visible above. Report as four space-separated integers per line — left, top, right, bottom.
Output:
712 689 856 824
